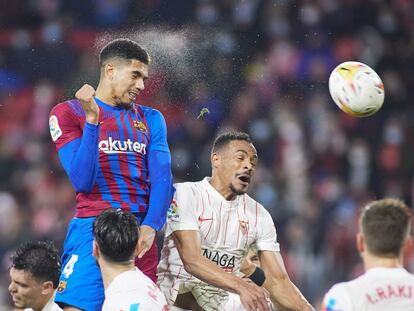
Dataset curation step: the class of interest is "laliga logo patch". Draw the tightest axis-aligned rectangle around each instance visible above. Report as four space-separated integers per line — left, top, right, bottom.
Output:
49 115 62 142
167 200 179 219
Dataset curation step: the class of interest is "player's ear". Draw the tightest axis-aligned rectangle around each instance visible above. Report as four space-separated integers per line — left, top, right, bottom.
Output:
211 152 220 168
104 63 115 81
40 280 54 296
403 236 413 257
92 239 99 258
356 232 364 253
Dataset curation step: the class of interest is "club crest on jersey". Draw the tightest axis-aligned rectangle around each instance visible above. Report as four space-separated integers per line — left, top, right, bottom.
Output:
49 115 62 142
57 280 67 293
133 120 147 132
167 200 179 219
98 137 146 155
239 220 249 235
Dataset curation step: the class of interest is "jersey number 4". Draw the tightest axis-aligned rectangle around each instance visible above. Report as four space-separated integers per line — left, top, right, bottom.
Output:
62 254 79 278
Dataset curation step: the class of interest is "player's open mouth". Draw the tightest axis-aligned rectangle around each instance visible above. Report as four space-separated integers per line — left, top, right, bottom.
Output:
129 92 138 101
237 174 251 185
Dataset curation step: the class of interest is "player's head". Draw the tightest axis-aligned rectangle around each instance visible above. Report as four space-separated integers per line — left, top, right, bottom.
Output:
99 38 150 107
357 198 412 259
93 208 139 265
211 132 258 197
8 241 61 310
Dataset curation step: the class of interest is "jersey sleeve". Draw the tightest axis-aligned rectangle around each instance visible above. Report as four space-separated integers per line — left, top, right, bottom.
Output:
165 183 199 236
254 206 280 252
49 101 83 151
322 283 353 311
147 109 169 153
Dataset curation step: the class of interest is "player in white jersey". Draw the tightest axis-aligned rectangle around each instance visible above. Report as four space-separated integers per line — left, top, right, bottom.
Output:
8 241 63 311
93 209 167 311
322 198 414 311
157 131 313 311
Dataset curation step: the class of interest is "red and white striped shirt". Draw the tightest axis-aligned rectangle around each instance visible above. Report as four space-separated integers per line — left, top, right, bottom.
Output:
157 177 279 310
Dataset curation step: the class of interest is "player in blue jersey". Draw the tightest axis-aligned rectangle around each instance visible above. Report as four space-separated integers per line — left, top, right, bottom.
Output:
49 38 174 311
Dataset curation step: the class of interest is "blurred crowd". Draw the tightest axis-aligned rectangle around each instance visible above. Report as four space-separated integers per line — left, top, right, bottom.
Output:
1 0 414 308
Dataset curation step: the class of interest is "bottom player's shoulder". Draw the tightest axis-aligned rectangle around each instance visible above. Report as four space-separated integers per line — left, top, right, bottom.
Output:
323 281 354 310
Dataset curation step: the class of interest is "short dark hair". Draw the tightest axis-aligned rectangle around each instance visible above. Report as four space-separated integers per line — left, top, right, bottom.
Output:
99 38 150 67
212 132 252 153
361 198 412 257
93 209 139 262
11 241 61 288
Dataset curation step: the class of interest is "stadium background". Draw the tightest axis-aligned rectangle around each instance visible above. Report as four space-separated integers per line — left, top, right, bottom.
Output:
0 0 413 308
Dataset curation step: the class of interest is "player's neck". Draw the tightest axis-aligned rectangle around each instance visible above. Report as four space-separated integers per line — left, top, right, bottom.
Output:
99 260 135 290
31 295 51 311
364 252 403 271
95 83 116 107
209 176 236 201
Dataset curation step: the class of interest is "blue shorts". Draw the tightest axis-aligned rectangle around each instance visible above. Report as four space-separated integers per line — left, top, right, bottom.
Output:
55 217 103 311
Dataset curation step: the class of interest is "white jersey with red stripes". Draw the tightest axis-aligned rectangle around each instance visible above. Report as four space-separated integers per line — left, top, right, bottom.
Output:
102 268 167 311
157 177 280 310
322 267 414 311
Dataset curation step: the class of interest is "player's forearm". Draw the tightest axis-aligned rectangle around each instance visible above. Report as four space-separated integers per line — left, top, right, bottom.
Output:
264 276 313 311
182 255 246 295
59 122 99 192
142 150 173 230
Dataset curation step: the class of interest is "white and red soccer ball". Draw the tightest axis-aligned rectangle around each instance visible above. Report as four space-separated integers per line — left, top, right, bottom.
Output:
329 61 385 117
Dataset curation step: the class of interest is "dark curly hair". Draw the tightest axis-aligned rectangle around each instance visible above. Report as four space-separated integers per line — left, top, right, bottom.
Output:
11 241 61 288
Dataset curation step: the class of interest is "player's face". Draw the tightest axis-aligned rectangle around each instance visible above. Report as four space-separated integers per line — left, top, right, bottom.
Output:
216 140 258 196
8 268 44 309
111 59 148 107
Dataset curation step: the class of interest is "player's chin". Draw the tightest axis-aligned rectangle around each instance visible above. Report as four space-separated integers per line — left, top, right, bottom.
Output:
230 182 249 195
118 100 134 109
11 297 23 308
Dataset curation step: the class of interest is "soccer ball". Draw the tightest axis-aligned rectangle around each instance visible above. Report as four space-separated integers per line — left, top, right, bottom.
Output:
328 61 385 117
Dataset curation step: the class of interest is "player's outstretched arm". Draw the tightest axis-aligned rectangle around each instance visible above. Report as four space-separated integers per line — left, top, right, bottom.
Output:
173 230 270 311
259 250 314 311
139 110 173 258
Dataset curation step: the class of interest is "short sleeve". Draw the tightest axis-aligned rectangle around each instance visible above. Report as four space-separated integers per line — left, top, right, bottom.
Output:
165 183 200 236
254 206 280 252
147 109 169 153
49 101 83 150
322 283 353 311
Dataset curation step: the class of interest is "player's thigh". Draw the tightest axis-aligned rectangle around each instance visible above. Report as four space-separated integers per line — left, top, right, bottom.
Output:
56 217 104 311
135 238 158 282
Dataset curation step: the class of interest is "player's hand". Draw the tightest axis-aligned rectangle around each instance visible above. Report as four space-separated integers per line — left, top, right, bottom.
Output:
240 256 256 277
237 281 270 311
75 84 99 125
137 225 156 258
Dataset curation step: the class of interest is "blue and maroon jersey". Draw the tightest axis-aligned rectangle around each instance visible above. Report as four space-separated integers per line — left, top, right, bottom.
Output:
49 98 171 223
